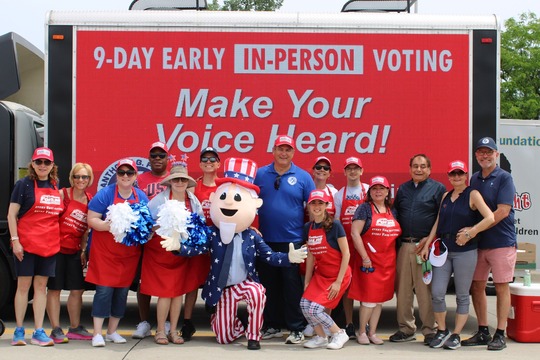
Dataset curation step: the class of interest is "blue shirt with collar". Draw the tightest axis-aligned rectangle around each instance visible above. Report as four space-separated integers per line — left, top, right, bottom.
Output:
470 166 516 249
255 162 315 243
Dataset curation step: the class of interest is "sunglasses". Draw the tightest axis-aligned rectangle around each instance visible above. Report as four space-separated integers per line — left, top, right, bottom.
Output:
150 153 167 159
117 169 136 177
201 157 218 163
360 266 376 274
73 175 90 180
476 149 494 156
274 175 282 190
34 159 52 166
314 165 330 171
448 171 466 177
171 177 189 183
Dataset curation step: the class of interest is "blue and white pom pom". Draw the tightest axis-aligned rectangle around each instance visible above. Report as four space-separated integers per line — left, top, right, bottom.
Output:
106 201 154 246
156 199 209 246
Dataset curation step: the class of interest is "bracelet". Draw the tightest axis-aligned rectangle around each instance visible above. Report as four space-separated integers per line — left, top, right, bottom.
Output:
362 259 371 263
10 236 19 242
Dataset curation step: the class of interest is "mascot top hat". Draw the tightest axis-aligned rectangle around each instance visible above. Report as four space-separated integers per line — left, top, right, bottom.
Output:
215 157 260 194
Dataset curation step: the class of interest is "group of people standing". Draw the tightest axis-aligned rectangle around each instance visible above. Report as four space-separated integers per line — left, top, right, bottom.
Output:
8 135 516 352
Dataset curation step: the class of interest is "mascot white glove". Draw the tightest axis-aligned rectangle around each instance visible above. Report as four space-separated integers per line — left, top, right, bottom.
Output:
160 230 189 252
288 243 308 263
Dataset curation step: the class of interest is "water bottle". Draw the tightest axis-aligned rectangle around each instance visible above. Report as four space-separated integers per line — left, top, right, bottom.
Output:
523 269 531 287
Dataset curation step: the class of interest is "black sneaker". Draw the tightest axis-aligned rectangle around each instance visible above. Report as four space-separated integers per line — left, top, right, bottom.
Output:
461 331 492 346
285 330 304 344
429 329 451 348
247 340 261 350
443 334 461 350
423 333 436 345
389 330 416 342
180 320 196 341
345 323 356 339
487 333 507 351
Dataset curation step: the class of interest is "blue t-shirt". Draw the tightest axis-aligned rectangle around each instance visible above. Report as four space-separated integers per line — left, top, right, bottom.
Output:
470 166 516 249
255 162 315 243
88 184 149 219
10 176 56 218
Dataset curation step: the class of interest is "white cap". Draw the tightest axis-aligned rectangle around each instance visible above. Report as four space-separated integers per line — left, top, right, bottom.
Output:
429 238 448 267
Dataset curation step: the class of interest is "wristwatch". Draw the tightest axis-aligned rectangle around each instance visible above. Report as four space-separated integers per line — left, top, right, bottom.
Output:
10 236 19 242
464 232 471 240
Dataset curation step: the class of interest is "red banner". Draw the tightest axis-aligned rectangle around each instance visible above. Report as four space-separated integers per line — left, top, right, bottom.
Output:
75 30 469 193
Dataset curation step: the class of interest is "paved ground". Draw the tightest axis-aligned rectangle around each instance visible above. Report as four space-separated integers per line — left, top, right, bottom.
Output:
0 291 536 359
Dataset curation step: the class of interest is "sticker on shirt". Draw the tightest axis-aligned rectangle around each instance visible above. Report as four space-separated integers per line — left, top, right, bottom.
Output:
287 177 297 186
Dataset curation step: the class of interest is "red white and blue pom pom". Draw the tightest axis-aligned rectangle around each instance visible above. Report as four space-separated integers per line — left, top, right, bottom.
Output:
106 201 154 246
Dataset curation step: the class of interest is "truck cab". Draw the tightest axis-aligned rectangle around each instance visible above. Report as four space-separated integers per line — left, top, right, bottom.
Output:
0 32 44 313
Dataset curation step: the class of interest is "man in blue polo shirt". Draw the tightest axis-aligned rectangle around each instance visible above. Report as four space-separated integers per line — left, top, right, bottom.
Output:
254 135 315 345
463 137 516 351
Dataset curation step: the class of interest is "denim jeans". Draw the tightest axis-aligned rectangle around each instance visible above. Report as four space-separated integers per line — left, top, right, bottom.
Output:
91 285 130 318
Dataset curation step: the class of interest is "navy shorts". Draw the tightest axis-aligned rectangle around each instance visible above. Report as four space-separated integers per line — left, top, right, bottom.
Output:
14 252 56 277
47 252 86 290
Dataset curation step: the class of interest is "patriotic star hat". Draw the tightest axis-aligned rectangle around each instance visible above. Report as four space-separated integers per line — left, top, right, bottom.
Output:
215 157 260 194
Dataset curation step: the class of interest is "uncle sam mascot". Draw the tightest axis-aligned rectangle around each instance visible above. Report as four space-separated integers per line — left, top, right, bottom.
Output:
161 158 308 350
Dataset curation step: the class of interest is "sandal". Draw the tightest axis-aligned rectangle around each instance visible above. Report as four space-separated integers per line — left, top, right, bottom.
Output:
168 331 185 345
154 331 169 345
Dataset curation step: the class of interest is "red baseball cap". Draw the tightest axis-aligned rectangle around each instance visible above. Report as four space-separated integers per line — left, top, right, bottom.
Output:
447 160 468 174
308 189 330 203
32 147 54 162
344 156 362 169
369 176 390 189
149 141 169 154
116 158 137 170
313 156 332 168
274 135 295 149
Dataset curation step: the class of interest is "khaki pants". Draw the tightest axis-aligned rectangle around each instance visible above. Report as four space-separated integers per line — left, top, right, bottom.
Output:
395 242 437 335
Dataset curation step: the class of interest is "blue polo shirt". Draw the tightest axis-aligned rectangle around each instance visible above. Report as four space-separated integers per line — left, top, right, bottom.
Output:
255 162 315 243
470 166 516 249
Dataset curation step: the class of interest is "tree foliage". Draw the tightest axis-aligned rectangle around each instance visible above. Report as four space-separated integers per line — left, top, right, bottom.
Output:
207 0 283 11
501 12 540 120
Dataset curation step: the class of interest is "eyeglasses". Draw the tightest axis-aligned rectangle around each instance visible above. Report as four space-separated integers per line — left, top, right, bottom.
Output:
73 175 90 180
117 169 136 177
34 159 52 166
171 177 189 183
448 171 466 177
476 149 495 156
150 153 167 159
201 157 218 163
314 165 330 171
360 266 375 274
274 175 282 190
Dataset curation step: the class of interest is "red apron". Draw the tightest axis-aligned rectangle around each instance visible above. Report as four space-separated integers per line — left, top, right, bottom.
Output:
340 185 366 266
17 180 63 257
303 224 352 309
59 188 91 254
141 193 207 297
348 204 401 303
85 186 142 287
324 186 336 217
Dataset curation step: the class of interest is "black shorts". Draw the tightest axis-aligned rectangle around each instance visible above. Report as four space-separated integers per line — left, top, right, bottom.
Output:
14 252 56 277
47 252 86 290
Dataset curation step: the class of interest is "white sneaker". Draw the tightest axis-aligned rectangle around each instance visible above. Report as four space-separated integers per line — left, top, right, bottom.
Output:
303 335 328 349
164 321 171 335
327 329 349 350
105 332 127 344
132 321 151 339
92 334 105 347
303 324 315 337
